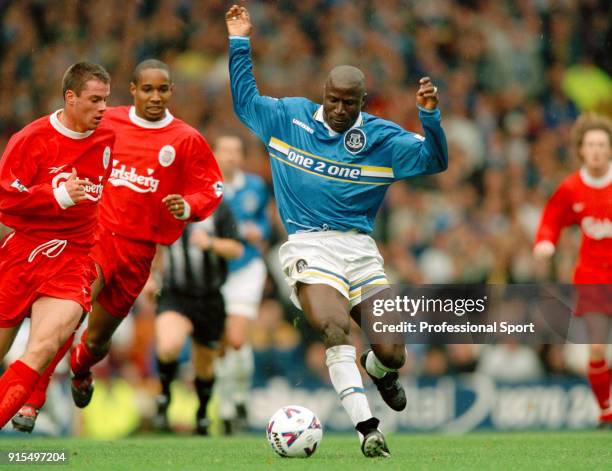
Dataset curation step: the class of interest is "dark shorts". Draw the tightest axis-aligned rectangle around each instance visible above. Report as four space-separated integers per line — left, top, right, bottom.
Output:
157 289 226 348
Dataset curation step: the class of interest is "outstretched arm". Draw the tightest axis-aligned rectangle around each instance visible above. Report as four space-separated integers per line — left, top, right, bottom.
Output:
225 4 284 142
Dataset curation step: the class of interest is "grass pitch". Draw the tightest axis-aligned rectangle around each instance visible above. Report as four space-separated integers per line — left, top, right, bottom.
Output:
0 432 610 470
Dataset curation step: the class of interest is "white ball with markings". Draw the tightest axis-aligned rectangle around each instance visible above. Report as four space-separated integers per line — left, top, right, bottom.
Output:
266 405 323 458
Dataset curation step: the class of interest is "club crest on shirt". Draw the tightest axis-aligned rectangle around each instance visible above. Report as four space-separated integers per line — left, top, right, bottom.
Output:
158 145 176 167
296 259 308 274
103 146 111 169
344 128 366 154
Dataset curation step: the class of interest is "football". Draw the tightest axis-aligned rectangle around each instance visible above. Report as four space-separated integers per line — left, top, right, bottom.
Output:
266 405 323 458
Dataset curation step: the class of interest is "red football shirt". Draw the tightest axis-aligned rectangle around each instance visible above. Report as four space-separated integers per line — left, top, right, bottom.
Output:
535 166 612 277
99 106 223 245
0 110 115 247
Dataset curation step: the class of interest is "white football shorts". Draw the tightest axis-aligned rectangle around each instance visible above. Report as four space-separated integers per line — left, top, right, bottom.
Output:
278 230 389 310
221 257 267 319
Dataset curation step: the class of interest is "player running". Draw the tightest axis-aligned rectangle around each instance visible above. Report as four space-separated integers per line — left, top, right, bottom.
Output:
12 59 223 433
0 62 114 429
153 201 243 435
534 112 612 428
213 134 270 434
225 5 448 457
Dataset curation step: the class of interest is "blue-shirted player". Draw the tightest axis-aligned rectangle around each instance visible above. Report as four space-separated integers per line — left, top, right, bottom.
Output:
225 5 448 457
213 133 270 434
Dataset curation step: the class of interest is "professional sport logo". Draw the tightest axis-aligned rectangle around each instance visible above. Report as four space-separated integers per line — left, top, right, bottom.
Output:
158 145 176 167
296 259 308 274
344 128 366 154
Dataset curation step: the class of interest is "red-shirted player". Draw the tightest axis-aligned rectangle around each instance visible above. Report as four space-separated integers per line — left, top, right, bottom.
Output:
0 62 114 429
12 59 223 432
534 113 612 428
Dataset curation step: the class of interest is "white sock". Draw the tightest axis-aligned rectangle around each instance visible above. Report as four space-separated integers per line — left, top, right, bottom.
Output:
214 346 254 419
232 345 254 405
365 350 396 379
326 345 373 426
213 353 236 420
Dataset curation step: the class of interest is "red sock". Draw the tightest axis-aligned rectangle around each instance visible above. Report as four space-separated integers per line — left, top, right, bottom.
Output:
588 359 611 414
26 333 75 410
70 329 105 377
0 360 40 428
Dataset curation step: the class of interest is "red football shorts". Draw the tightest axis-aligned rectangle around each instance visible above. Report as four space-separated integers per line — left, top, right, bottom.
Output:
92 226 156 319
573 264 612 316
0 232 97 328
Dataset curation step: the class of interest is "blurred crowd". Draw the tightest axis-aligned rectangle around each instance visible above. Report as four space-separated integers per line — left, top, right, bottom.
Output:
1 0 612 410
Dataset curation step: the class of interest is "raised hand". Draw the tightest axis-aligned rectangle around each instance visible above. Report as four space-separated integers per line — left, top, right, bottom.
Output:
416 77 439 110
162 194 186 218
225 4 252 37
64 168 90 204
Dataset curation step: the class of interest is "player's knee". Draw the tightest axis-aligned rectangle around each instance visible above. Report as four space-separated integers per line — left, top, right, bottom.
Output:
157 349 179 363
225 315 249 349
225 325 247 349
157 341 182 362
85 325 116 355
320 320 349 347
194 361 215 379
226 333 246 350
23 339 59 371
85 338 110 359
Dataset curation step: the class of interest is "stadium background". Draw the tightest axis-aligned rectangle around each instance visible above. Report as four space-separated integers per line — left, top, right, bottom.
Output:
0 0 611 438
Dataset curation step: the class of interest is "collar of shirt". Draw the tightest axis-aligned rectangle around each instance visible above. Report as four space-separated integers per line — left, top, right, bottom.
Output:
50 109 94 139
128 106 174 129
579 165 612 189
313 106 364 137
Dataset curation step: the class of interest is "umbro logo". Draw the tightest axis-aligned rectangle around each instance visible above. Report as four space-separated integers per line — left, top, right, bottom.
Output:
292 118 314 134
572 203 585 213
